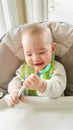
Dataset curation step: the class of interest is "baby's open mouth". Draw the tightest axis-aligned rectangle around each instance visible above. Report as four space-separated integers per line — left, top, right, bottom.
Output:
34 62 44 65
34 62 44 68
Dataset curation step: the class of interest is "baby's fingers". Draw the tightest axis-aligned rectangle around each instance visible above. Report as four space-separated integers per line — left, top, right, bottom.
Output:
20 94 25 102
9 93 20 107
9 102 15 107
30 74 38 80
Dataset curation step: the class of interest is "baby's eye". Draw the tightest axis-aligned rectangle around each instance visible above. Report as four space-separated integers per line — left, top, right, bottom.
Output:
27 54 32 56
39 51 45 54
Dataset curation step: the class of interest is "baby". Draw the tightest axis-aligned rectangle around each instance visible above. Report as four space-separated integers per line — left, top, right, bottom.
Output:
8 23 66 107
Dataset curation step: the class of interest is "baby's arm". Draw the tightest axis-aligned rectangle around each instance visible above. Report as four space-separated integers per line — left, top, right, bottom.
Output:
8 65 24 107
37 61 67 98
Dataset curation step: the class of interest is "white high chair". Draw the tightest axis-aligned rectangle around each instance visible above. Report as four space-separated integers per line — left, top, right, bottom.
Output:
0 21 73 96
0 21 73 130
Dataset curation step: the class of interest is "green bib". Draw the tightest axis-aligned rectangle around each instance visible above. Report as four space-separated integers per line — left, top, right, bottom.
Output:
21 59 54 96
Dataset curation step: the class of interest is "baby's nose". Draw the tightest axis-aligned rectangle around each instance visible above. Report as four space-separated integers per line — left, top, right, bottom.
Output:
33 54 39 60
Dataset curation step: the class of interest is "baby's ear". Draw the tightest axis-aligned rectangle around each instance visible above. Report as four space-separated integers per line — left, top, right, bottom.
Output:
52 42 56 53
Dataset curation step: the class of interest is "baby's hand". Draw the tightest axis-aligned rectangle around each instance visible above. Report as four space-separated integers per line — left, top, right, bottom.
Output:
23 74 46 92
9 87 24 107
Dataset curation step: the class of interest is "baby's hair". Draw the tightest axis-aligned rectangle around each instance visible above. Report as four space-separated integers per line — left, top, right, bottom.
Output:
22 23 53 45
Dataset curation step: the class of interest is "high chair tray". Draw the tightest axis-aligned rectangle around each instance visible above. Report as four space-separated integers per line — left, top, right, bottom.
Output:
0 96 73 130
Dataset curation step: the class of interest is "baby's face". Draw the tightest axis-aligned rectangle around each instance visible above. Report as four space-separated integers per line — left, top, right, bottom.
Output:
22 33 56 71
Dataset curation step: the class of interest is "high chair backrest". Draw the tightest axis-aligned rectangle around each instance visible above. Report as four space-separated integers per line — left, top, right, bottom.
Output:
0 21 73 96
